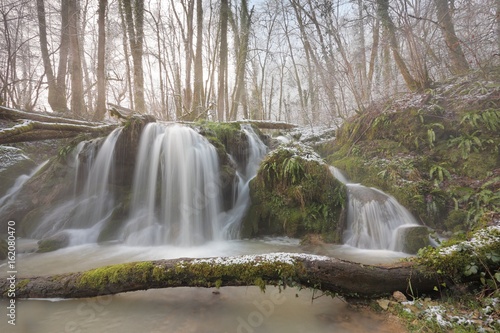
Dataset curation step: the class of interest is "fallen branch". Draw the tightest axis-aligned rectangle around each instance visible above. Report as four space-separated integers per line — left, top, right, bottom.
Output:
0 105 103 126
0 120 117 144
0 253 437 299
238 120 298 130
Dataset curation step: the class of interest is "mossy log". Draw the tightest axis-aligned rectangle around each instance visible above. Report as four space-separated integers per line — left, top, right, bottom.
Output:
0 253 437 299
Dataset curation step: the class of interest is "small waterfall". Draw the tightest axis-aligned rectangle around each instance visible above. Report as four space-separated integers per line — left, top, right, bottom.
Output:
222 125 267 238
330 166 420 251
242 124 267 180
122 124 223 246
32 128 123 244
0 160 48 209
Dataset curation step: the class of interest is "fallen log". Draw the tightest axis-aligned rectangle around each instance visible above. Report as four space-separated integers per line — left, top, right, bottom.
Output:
0 253 438 299
238 120 298 130
0 105 102 126
0 120 117 144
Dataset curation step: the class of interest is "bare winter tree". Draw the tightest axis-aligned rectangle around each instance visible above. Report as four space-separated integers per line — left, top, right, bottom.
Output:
121 0 145 113
434 0 469 75
36 0 69 113
93 0 108 121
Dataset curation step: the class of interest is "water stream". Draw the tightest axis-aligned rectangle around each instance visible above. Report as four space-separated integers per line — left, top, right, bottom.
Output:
0 124 414 332
330 166 420 251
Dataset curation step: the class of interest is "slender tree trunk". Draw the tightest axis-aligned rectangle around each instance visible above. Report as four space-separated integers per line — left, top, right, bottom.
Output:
36 0 68 112
118 0 134 110
68 0 85 118
192 0 204 119
94 0 108 121
376 0 421 91
229 1 253 121
122 0 145 113
497 0 500 54
434 0 469 75
217 0 229 121
56 0 70 110
367 17 380 102
357 0 368 103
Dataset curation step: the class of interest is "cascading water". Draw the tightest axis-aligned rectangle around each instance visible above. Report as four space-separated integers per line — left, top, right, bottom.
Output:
121 123 223 246
0 160 48 209
330 166 421 251
221 124 267 238
121 123 268 246
32 128 123 244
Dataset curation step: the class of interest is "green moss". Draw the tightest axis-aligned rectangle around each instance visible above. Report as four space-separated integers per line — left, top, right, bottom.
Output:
245 144 346 242
16 279 30 291
78 262 155 290
415 226 500 284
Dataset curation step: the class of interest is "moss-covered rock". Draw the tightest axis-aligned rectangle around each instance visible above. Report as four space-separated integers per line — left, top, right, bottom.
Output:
243 144 346 242
395 226 430 254
37 232 70 253
327 78 500 233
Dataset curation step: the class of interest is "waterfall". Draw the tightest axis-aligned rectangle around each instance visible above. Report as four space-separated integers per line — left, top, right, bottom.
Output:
0 160 48 209
222 125 267 238
16 122 268 248
122 124 223 246
330 166 420 251
32 128 123 244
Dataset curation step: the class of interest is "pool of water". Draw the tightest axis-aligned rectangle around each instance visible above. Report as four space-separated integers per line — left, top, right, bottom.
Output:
0 238 409 332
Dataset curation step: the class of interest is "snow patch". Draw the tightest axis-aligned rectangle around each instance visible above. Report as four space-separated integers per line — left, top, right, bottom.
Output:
184 252 331 267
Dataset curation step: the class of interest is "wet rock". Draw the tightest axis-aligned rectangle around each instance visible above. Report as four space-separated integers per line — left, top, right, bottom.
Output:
37 232 70 253
0 146 36 197
397 225 431 254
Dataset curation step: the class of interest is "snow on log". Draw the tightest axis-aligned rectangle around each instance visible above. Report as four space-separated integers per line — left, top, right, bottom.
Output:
238 120 298 130
0 105 103 126
0 253 437 299
0 120 117 144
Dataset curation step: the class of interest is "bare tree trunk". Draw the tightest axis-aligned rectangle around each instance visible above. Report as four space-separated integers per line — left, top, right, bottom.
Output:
434 0 469 75
68 0 85 118
118 0 134 111
217 0 229 121
229 1 253 121
376 0 421 91
93 0 108 121
367 16 380 102
0 254 437 299
497 0 500 54
192 0 204 119
36 0 68 112
122 0 145 113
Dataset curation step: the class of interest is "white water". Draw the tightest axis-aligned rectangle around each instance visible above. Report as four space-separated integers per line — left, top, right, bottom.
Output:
32 128 123 244
330 166 420 251
0 159 48 209
222 125 268 239
121 124 223 246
